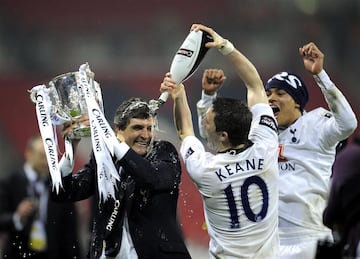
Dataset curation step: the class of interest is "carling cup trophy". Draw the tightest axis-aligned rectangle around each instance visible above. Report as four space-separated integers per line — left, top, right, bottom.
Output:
30 63 103 138
30 63 122 202
29 63 103 193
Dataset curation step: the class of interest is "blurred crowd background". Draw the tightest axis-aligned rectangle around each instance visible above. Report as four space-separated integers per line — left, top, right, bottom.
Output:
0 0 359 257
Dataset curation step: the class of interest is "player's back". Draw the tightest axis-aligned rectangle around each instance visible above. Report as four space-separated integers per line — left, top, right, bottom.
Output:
182 103 280 258
196 141 279 258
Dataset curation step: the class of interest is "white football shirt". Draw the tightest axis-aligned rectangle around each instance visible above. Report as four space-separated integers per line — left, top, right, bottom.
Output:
277 71 357 258
181 103 279 259
278 79 357 235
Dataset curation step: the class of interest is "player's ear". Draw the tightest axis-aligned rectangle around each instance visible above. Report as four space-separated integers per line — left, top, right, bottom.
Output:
219 131 228 141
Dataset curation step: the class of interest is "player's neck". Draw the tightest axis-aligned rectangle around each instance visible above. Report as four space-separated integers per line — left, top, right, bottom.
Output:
217 143 247 154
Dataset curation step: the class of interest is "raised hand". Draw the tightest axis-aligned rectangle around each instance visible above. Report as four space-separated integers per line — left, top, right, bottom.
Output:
62 114 89 139
299 42 324 75
202 69 226 95
191 24 225 49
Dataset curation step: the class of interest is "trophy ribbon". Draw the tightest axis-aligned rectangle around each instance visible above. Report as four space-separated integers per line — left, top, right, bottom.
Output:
30 85 63 193
78 64 121 202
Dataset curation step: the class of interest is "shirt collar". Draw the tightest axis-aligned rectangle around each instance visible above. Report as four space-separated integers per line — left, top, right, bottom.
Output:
24 162 38 183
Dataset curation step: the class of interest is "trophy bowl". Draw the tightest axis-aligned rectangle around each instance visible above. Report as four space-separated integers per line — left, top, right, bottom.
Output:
46 71 103 139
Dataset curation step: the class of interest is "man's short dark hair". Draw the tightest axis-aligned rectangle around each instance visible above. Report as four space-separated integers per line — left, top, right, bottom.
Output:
212 97 252 147
113 97 152 130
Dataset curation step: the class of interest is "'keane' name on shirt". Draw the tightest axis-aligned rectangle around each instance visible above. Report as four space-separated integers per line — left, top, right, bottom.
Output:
215 158 264 181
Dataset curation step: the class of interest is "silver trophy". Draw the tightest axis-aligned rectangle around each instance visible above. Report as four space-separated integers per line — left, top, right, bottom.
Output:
30 64 103 139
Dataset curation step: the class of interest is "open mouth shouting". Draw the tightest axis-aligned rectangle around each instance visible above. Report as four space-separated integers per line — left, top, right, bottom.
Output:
271 105 280 118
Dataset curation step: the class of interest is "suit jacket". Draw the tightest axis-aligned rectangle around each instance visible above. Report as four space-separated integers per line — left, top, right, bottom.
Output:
0 167 81 259
323 142 360 257
51 140 191 259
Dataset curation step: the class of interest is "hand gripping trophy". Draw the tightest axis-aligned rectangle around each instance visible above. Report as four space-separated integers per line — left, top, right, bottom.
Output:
29 63 121 199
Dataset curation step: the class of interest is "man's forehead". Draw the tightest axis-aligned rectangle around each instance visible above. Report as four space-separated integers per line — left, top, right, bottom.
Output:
128 117 154 126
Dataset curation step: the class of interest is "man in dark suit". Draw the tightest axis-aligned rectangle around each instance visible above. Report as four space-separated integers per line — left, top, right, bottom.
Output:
0 135 82 259
51 97 191 259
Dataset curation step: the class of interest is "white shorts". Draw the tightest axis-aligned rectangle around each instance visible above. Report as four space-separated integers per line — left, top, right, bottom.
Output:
279 222 332 259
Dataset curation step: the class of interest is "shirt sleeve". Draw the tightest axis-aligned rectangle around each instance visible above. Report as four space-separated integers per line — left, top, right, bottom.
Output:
180 135 207 184
196 90 217 139
313 70 357 143
248 103 278 147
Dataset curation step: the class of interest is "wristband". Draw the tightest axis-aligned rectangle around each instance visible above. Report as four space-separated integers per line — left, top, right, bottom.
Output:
218 39 235 56
313 70 334 90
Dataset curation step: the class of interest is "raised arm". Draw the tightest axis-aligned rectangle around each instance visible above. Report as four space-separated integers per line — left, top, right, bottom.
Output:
191 24 267 107
161 24 270 142
197 69 226 138
300 42 357 139
160 73 194 141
